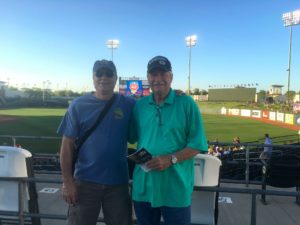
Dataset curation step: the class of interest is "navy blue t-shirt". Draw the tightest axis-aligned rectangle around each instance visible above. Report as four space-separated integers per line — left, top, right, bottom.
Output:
57 93 135 184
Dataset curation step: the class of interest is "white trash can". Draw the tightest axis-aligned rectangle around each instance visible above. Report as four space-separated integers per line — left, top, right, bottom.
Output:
192 154 222 225
194 153 222 187
0 146 32 212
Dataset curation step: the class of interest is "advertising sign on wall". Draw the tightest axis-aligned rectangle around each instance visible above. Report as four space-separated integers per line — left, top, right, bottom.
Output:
221 107 227 115
228 108 240 116
269 112 276 121
232 109 240 116
276 112 284 122
241 109 251 117
285 114 294 125
220 107 299 127
262 111 269 119
284 113 294 125
251 110 261 118
295 114 300 126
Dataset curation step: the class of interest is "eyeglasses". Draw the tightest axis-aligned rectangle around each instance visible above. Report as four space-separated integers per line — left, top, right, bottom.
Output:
95 69 115 78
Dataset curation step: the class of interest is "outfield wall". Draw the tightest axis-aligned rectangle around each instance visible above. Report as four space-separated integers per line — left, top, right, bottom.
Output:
221 107 300 127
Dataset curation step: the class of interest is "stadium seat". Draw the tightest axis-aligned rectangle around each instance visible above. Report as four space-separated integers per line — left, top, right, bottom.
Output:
0 146 40 225
192 154 222 225
261 154 300 204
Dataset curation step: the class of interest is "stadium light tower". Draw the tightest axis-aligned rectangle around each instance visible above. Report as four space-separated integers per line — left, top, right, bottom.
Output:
106 39 120 62
282 10 300 101
185 35 197 95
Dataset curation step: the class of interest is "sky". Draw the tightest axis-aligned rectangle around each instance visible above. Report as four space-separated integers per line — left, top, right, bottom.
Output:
0 0 299 93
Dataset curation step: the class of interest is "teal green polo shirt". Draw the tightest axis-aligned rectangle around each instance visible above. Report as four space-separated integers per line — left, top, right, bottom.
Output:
130 89 208 207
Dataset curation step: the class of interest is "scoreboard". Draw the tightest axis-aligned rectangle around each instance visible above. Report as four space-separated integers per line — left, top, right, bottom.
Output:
119 77 150 97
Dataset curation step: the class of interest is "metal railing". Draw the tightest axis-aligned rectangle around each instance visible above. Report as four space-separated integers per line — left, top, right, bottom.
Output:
0 135 60 147
208 141 300 186
256 134 300 144
0 136 300 225
0 176 299 225
1 135 299 186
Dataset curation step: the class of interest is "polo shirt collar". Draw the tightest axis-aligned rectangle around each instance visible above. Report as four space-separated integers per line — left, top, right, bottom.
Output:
148 89 175 105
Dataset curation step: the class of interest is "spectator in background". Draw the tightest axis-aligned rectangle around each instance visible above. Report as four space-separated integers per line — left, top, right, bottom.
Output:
232 137 241 151
208 146 223 158
222 147 233 160
260 133 272 160
208 146 215 156
233 137 240 144
214 146 223 158
212 137 219 149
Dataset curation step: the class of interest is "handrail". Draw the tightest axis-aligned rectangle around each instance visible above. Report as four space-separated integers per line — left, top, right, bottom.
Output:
256 134 300 144
1 135 299 186
0 135 299 148
207 141 300 187
0 135 60 140
207 141 300 148
0 135 60 146
0 176 299 225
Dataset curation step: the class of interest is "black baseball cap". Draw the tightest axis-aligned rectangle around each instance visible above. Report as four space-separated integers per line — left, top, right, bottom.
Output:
93 60 117 75
147 56 172 73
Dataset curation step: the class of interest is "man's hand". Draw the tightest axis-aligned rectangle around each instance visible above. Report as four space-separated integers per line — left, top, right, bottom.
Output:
174 89 185 96
145 155 172 171
144 148 199 171
60 136 77 205
62 179 78 205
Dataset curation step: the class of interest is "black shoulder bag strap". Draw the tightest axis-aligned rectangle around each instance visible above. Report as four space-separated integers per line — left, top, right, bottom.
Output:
72 94 116 173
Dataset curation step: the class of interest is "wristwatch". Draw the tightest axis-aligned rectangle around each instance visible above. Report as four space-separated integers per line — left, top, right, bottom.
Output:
171 154 178 165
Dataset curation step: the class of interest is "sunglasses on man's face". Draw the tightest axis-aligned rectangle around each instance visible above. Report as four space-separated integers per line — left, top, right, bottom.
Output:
95 69 115 78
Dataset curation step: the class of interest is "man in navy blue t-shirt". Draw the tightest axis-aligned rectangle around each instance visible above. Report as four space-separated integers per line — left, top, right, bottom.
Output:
57 60 135 225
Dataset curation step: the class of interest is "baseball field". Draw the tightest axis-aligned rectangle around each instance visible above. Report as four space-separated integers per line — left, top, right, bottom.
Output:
0 107 297 154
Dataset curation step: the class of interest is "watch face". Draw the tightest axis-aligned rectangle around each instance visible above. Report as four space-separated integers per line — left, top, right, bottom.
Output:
171 155 178 164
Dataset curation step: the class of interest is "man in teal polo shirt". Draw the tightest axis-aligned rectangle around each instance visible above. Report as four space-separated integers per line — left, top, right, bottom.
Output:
130 56 208 225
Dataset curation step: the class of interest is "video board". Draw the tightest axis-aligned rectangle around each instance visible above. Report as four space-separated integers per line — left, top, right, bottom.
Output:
119 77 150 97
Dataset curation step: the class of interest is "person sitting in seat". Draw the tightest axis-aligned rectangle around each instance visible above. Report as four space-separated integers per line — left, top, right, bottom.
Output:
232 137 241 151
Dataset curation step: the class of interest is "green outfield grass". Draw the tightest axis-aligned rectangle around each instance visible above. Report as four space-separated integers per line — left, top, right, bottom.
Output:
0 107 297 153
203 114 296 143
0 108 66 153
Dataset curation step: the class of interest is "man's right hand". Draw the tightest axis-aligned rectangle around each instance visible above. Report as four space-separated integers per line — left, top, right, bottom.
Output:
62 179 78 205
60 136 78 205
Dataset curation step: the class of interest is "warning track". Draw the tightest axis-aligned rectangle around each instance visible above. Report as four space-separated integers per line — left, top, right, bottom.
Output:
0 115 18 123
251 117 300 131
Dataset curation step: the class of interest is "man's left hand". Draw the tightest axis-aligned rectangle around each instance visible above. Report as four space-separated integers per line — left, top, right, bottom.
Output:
145 155 172 171
174 89 185 96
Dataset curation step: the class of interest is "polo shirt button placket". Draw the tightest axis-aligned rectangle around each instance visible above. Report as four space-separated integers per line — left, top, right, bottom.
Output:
155 106 163 126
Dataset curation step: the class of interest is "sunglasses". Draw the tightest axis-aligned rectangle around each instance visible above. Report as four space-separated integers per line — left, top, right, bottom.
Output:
95 69 115 78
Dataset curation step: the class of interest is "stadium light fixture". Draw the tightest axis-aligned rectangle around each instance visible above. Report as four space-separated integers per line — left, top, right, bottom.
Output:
282 10 300 101
185 35 197 95
42 80 51 102
106 39 120 61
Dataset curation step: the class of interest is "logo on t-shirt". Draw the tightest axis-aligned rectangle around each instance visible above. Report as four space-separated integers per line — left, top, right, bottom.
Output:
114 107 124 119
